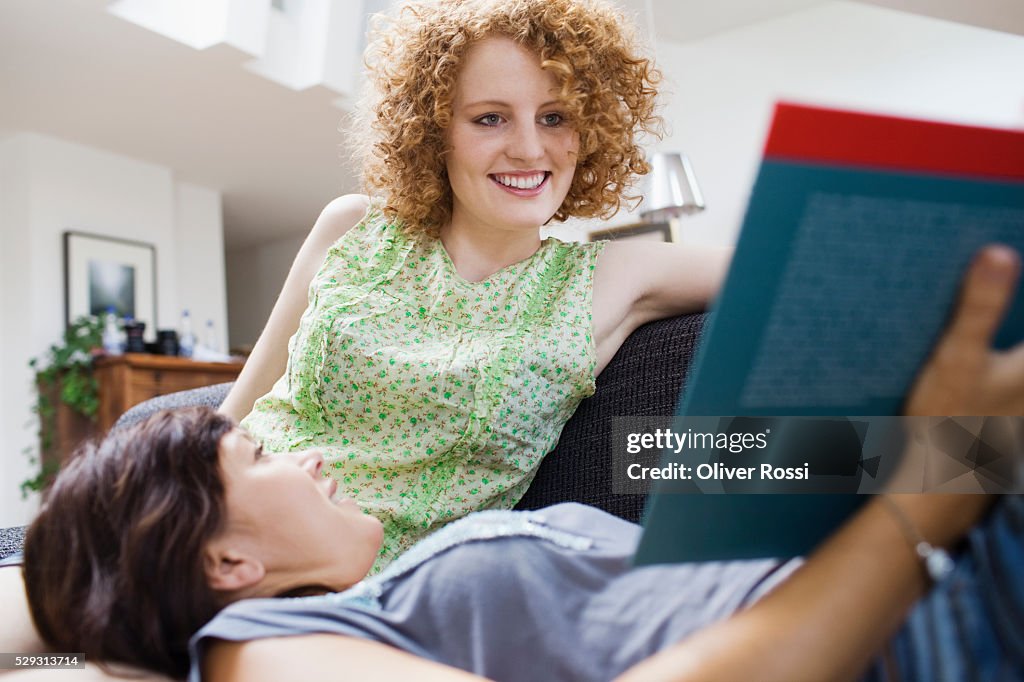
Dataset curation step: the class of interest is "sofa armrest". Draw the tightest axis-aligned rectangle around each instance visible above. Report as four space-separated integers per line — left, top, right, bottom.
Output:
0 527 26 564
113 382 235 431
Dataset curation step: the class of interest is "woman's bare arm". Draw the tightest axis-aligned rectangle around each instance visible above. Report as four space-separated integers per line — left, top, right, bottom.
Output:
219 194 370 421
615 493 990 682
0 664 175 681
2 568 177 681
0 567 46 676
205 634 490 682
592 242 732 373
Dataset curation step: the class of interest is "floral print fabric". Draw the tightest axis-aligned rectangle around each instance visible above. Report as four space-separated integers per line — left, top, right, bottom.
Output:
242 200 605 570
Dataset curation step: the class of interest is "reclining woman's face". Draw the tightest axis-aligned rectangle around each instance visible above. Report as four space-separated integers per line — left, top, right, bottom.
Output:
206 430 384 599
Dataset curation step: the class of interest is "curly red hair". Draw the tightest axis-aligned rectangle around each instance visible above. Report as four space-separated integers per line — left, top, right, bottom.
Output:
352 0 662 234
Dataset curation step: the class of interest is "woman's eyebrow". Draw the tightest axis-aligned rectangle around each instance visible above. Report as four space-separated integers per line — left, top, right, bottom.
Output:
236 430 262 459
461 99 510 109
462 99 561 109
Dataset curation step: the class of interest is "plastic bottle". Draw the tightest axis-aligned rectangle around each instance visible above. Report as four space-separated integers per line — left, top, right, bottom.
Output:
179 309 196 358
102 307 123 355
204 319 222 355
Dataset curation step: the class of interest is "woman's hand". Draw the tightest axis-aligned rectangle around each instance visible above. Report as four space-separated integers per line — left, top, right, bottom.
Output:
891 245 1024 495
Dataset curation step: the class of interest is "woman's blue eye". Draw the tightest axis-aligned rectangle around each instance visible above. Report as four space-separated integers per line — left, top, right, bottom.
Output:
477 114 501 126
541 113 564 126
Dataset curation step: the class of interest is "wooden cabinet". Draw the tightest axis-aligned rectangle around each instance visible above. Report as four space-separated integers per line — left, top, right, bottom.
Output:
93 353 245 432
39 354 245 474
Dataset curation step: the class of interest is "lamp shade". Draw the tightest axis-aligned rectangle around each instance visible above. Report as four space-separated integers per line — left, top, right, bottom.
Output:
640 152 705 222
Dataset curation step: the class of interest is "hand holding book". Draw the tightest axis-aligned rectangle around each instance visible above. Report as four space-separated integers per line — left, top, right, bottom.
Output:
636 103 1024 566
905 244 1024 417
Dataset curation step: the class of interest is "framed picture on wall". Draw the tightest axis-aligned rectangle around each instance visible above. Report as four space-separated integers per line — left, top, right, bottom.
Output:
588 221 674 243
64 231 157 337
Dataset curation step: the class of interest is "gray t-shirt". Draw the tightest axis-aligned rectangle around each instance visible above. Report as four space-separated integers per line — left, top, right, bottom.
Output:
189 503 798 681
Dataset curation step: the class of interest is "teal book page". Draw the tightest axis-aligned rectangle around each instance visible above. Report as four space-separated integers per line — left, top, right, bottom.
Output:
685 160 1024 418
635 160 1024 565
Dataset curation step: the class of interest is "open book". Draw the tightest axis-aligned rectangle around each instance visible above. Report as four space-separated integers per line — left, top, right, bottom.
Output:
635 102 1024 564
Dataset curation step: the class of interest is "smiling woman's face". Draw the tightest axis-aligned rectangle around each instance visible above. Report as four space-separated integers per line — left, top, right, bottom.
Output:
213 429 383 593
444 35 579 237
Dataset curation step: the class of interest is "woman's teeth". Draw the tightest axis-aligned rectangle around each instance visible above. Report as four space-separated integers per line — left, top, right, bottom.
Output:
493 173 546 189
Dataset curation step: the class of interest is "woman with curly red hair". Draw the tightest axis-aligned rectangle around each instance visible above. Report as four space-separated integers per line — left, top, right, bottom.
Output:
218 0 732 570
353 0 662 233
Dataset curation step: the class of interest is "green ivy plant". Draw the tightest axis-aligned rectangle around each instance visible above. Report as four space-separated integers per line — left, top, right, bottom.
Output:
21 315 103 497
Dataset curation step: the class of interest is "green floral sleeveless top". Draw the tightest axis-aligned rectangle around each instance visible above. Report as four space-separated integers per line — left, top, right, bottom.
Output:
242 200 605 570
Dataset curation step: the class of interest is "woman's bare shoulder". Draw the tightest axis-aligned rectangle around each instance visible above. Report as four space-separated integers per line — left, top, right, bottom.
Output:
312 194 372 243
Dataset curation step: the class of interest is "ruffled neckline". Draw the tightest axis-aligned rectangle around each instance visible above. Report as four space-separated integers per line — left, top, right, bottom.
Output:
432 236 556 287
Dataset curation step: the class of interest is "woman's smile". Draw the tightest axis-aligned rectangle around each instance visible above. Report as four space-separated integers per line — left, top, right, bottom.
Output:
489 171 551 196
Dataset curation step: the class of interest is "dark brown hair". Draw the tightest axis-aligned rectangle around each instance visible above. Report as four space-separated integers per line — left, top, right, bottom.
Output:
23 407 235 679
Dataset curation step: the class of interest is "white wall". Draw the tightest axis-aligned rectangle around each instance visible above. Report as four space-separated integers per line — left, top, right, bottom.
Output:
0 136 33 527
646 1 1024 247
225 232 304 349
174 182 229 349
0 133 227 527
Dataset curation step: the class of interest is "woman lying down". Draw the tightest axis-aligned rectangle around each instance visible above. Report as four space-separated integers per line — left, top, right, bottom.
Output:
13 246 1024 681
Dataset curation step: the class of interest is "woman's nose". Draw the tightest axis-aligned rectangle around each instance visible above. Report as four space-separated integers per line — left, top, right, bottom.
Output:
507 123 544 162
294 449 324 478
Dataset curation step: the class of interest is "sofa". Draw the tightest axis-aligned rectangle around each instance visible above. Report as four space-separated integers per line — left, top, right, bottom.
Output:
0 312 706 563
